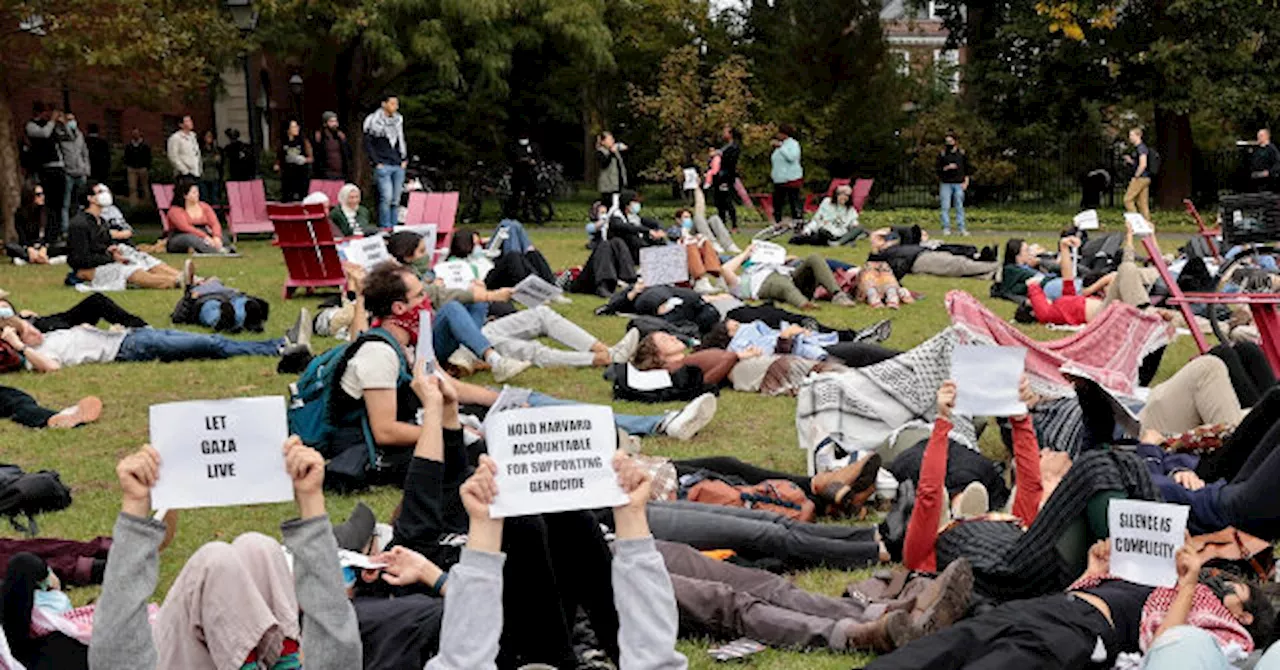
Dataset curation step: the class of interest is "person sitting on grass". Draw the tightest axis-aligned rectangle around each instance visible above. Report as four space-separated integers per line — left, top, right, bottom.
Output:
720 242 856 309
789 183 866 247
67 181 188 290
0 309 312 375
994 237 1075 301
165 177 233 255
88 438 362 670
7 180 65 265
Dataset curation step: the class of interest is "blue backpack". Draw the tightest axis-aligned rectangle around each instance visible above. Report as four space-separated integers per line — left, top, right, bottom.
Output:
287 328 411 462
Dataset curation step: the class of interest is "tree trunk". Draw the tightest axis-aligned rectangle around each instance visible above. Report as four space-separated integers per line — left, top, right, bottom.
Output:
333 43 369 192
0 87 19 243
581 83 601 184
1154 105 1193 209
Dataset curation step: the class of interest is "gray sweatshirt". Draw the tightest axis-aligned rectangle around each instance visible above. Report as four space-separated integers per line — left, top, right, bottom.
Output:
88 512 363 670
425 536 688 670
61 127 91 178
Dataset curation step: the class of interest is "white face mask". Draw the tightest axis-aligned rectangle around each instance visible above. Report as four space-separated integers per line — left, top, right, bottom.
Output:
95 190 113 208
629 202 641 215
518 138 529 146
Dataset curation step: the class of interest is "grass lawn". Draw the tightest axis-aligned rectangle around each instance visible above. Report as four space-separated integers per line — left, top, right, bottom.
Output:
0 219 1202 669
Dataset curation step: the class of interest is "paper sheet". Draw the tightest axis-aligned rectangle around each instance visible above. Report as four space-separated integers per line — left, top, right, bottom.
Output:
433 260 474 290
626 363 674 391
1074 210 1099 231
1108 499 1189 588
639 244 690 286
951 345 1027 417
751 241 787 266
512 274 564 308
340 235 392 271
484 404 627 518
491 386 533 413
149 396 293 510
1125 212 1153 236
415 309 436 374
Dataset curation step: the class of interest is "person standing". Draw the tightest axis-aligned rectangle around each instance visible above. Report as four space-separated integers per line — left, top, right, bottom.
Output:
222 128 257 182
507 130 541 216
122 128 152 207
275 119 313 203
59 112 91 234
596 130 628 212
198 130 223 205
166 115 201 180
1250 128 1280 193
363 93 408 229
1123 127 1154 223
714 125 742 231
936 131 970 236
313 111 352 182
770 124 803 225
86 123 111 183
24 103 65 242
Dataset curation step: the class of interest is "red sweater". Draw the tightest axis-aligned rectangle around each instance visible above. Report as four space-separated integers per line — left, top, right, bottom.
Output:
166 202 223 240
903 415 1042 572
1027 279 1087 326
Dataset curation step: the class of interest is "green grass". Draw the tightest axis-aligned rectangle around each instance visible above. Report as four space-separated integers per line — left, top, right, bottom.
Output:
0 222 1201 668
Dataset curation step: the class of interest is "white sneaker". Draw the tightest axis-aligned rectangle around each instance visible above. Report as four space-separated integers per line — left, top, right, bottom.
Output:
608 328 641 364
661 393 717 441
491 356 532 383
693 277 716 295
11 259 25 266
953 482 989 520
447 347 483 375
48 255 67 265
727 244 742 254
551 294 574 305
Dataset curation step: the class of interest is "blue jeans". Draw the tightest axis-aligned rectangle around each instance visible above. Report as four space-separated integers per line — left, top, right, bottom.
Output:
432 301 494 361
940 183 966 233
496 219 534 254
116 329 283 362
1144 626 1230 669
63 174 87 233
198 296 249 329
374 164 406 229
527 391 664 436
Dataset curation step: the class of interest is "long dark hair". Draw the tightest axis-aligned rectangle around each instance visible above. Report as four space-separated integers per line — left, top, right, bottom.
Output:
18 179 44 220
2 553 48 661
1003 238 1026 266
173 176 200 209
449 231 476 259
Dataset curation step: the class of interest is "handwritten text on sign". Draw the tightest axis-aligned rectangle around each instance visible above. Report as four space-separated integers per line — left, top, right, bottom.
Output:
484 404 626 518
1107 499 1189 588
149 396 294 510
639 244 690 286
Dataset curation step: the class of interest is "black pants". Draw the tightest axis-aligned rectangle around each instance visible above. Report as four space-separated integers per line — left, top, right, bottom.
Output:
31 293 148 332
725 305 855 340
866 594 1114 670
1210 396 1280 539
1197 387 1280 483
281 166 310 203
571 238 636 297
5 242 66 261
485 250 554 289
675 456 813 497
713 185 737 228
824 341 900 367
0 387 57 428
772 183 802 223
789 230 836 246
36 168 66 242
1209 341 1276 408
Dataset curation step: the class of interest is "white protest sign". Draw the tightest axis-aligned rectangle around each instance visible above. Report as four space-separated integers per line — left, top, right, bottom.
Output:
751 241 787 266
433 260 475 291
1124 212 1154 236
1108 499 1189 588
950 345 1027 417
149 396 293 510
639 244 690 286
416 309 436 374
626 363 673 391
513 274 563 308
491 386 533 413
341 235 392 271
484 404 627 518
1074 209 1100 231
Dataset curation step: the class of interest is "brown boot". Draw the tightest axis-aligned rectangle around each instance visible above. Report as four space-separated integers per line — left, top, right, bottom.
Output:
812 453 881 514
832 610 910 653
891 558 974 648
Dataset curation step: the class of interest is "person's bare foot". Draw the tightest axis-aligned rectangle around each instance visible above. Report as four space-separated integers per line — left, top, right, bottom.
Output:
46 396 103 428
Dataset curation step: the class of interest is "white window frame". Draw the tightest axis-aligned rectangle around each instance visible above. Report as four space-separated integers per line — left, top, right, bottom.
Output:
891 49 911 77
933 49 961 93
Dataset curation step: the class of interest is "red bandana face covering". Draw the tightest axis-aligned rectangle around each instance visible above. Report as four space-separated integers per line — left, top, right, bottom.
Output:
376 299 431 346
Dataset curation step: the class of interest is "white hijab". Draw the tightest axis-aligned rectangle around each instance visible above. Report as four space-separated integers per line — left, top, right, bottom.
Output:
337 183 361 222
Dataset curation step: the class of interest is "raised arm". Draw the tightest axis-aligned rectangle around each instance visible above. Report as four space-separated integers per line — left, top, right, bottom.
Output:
902 382 956 572
1008 376 1044 527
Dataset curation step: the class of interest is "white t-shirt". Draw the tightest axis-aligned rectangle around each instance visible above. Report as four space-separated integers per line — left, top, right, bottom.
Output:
32 326 128 367
339 341 403 399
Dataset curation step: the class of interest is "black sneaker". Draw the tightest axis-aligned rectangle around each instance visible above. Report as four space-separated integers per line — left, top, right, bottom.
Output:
277 344 314 375
284 308 312 349
855 319 893 344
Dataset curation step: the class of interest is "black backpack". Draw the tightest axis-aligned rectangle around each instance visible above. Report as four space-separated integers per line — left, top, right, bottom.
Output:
1147 146 1161 177
171 289 270 333
607 363 719 403
0 465 73 536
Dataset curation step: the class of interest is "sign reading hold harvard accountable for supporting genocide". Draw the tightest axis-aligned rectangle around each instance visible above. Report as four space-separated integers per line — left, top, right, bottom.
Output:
149 396 294 510
1107 499 1190 588
483 404 626 518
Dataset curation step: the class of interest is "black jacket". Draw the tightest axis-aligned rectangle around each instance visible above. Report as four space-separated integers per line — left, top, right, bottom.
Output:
1251 144 1280 178
87 135 111 181
715 141 740 187
313 128 353 181
67 210 115 270
122 141 152 170
936 148 969 184
224 140 257 181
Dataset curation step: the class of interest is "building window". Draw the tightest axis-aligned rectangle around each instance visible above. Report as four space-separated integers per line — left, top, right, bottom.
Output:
927 1 943 19
104 109 124 144
891 49 911 77
933 49 961 93
162 115 181 138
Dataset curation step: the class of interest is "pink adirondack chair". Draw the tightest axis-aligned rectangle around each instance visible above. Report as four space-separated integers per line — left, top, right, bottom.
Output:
405 191 460 265
225 180 275 237
152 184 175 232
308 179 345 206
268 202 347 299
804 178 852 214
851 178 874 213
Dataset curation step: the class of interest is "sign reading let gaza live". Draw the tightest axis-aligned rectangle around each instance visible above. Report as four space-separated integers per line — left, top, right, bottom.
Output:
484 404 626 518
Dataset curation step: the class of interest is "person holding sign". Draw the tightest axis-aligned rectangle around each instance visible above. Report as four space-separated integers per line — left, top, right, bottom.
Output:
1016 224 1162 326
88 437 363 670
868 534 1273 669
446 230 556 292
721 243 856 309
995 237 1081 301
575 202 639 298
422 448 688 670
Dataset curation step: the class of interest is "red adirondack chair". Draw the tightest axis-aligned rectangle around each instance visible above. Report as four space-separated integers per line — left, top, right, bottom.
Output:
404 191 460 265
152 184 175 232
308 179 345 206
804 178 852 214
225 180 275 237
748 192 775 222
1184 199 1223 262
851 178 874 213
268 202 347 299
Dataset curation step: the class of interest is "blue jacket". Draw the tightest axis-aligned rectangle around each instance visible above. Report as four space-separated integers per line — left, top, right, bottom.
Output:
728 320 836 361
770 138 802 184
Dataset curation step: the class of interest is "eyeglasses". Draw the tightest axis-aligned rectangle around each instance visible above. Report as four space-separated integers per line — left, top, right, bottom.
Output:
34 191 44 197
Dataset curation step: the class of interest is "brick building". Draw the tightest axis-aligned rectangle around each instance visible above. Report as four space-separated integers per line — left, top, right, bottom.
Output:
880 0 966 94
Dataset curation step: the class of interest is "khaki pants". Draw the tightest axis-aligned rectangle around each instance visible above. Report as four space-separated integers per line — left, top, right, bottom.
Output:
126 167 150 207
1139 356 1248 436
1124 177 1151 221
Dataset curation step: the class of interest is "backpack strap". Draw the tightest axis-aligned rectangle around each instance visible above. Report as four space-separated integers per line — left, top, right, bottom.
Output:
342 328 414 471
